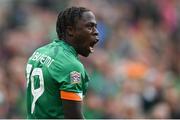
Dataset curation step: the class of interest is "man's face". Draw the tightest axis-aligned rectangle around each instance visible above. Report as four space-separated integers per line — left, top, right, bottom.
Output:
73 11 99 57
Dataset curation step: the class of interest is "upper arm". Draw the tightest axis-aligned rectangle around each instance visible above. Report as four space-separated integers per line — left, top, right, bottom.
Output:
61 97 84 119
49 59 85 118
49 59 84 93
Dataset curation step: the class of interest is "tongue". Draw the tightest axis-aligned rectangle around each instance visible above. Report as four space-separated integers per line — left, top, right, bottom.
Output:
89 47 94 53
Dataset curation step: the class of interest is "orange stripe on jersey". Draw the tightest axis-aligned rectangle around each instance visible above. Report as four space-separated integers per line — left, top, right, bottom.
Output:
60 91 83 101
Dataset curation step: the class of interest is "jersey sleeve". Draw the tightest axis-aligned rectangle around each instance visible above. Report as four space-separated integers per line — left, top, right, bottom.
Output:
48 58 85 94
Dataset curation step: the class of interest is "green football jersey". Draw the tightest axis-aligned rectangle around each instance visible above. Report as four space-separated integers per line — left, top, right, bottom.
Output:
25 39 90 119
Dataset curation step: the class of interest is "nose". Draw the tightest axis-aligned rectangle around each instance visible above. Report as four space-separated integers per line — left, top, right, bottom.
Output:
93 28 99 43
93 27 99 37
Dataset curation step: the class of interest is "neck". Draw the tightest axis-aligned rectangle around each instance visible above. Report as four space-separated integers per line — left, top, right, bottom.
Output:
62 37 78 51
63 38 73 46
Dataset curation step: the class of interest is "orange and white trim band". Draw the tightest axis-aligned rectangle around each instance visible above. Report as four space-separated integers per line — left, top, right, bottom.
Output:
60 91 83 101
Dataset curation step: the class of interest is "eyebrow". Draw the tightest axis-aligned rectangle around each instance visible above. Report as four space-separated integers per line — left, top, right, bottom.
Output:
86 22 97 27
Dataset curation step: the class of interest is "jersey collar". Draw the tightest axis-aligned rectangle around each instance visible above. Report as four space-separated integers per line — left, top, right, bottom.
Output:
54 39 78 57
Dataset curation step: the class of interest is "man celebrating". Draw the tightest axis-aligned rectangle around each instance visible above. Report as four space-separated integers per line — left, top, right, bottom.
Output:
25 7 99 119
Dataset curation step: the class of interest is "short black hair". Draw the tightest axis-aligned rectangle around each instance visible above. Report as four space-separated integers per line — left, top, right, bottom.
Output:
56 6 90 40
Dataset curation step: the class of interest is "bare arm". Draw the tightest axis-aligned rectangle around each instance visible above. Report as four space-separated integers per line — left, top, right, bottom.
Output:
62 99 84 119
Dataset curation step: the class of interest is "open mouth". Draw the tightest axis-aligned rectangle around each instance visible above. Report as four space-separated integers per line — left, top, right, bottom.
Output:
89 42 95 53
89 38 99 53
89 46 94 53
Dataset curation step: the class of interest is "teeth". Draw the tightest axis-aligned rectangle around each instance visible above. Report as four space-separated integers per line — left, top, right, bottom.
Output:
89 47 94 53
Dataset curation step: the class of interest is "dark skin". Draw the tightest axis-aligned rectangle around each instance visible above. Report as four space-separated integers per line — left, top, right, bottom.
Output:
65 11 99 57
62 100 83 119
61 11 99 119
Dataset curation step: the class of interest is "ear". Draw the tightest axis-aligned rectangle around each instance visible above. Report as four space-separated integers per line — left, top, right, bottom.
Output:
66 26 75 37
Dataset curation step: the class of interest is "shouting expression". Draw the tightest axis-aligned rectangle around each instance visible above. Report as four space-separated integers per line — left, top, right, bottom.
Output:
72 11 99 57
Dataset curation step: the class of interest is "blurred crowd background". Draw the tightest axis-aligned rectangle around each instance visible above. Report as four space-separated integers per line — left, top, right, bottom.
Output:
0 0 179 119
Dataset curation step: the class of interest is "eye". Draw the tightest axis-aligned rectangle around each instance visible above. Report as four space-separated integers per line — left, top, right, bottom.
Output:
86 24 93 29
86 23 97 30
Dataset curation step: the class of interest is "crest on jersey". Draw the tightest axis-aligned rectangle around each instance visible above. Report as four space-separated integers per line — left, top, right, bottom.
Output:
70 71 81 84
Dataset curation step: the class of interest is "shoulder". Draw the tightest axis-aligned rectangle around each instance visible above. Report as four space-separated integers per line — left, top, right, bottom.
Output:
45 43 84 72
52 54 84 74
48 51 86 83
